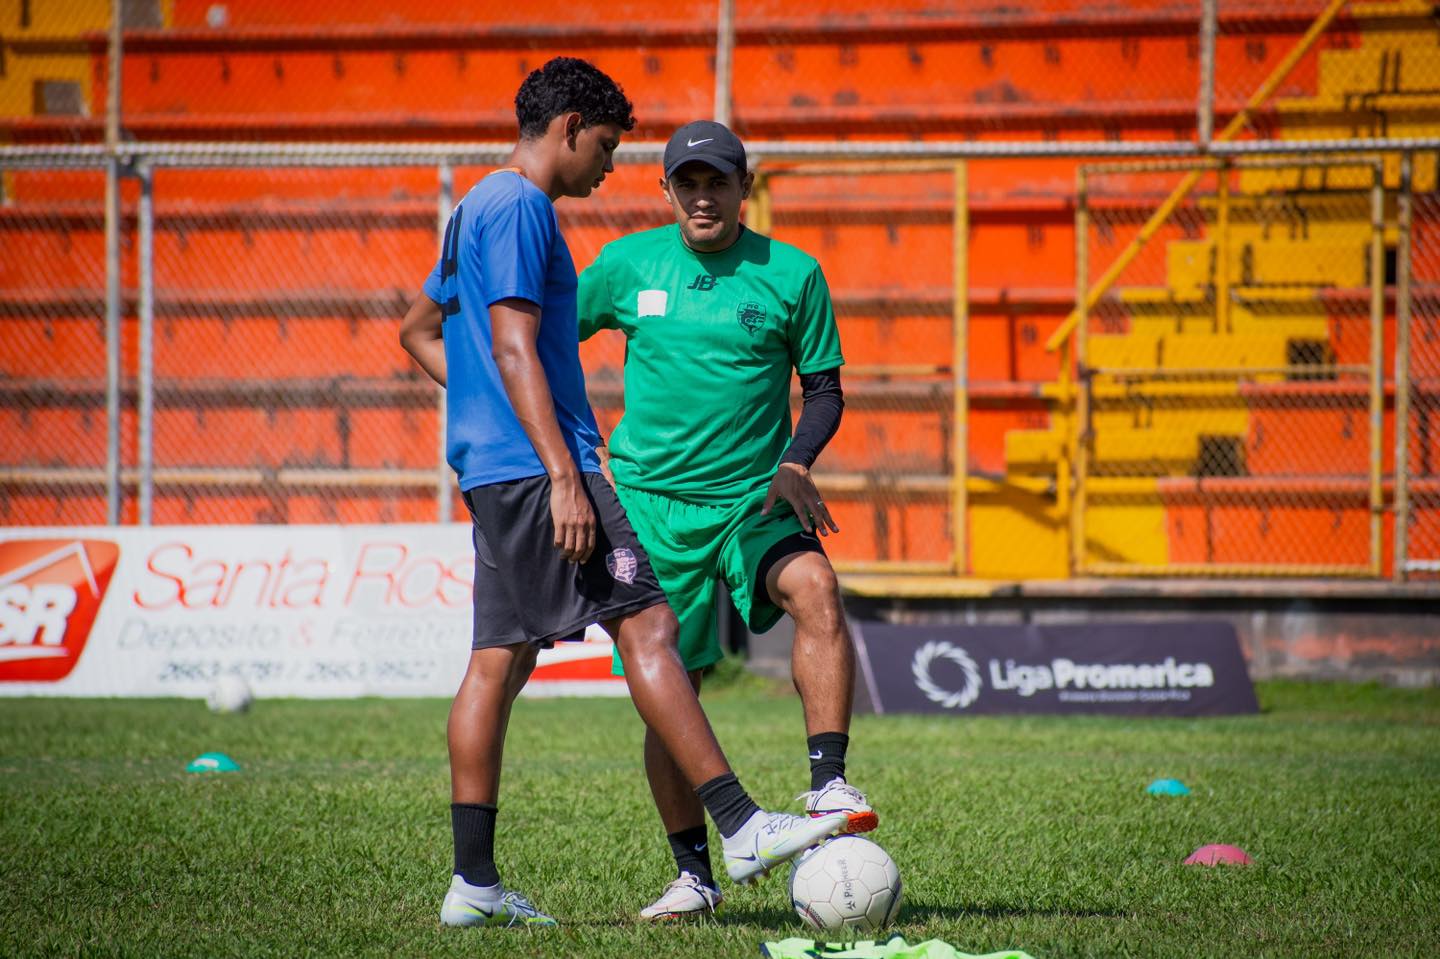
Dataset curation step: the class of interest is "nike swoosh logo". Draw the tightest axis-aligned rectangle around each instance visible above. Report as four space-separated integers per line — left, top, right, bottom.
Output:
687 137 714 147
455 903 495 918
731 852 758 862
809 750 824 760
694 842 707 852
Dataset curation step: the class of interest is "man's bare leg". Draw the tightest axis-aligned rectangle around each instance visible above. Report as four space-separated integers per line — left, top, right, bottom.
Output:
767 551 853 735
448 643 539 804
442 643 556 927
612 601 851 894
605 604 729 788
766 550 875 833
643 668 709 833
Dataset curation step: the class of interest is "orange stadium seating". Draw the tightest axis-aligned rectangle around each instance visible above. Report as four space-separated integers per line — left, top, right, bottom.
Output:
2 0 1437 578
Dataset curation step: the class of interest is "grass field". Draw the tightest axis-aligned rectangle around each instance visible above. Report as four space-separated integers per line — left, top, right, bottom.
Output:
3 674 1438 958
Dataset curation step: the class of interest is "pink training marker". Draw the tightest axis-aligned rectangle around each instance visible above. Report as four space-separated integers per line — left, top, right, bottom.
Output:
1185 844 1253 866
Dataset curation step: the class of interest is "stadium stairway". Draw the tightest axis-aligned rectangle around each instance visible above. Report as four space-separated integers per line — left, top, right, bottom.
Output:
983 0 1440 578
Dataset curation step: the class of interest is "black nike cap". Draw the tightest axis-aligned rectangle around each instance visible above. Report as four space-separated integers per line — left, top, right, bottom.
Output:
663 120 747 179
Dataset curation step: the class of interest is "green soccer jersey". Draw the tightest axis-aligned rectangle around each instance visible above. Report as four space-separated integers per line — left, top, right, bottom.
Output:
578 224 844 503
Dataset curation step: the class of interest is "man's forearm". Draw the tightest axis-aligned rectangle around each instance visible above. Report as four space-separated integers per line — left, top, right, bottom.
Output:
399 294 447 386
780 368 844 469
493 346 581 483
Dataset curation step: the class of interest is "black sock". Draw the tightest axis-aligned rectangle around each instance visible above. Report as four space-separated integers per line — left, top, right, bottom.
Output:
451 802 500 887
807 732 849 791
695 772 761 839
667 824 715 888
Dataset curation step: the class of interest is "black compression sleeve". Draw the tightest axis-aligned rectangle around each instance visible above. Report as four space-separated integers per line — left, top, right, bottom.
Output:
780 368 844 469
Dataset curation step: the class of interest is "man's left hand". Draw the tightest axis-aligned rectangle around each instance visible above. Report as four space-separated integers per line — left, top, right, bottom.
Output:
762 462 839 536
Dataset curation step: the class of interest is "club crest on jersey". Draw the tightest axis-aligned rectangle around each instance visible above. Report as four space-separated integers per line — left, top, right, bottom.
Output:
736 301 766 333
606 548 638 584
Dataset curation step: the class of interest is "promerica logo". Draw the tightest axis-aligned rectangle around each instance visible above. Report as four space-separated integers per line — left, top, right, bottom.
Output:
911 640 1216 710
911 641 981 709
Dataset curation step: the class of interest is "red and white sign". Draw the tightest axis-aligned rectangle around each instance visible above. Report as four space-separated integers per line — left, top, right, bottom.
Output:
0 526 624 699
0 539 119 682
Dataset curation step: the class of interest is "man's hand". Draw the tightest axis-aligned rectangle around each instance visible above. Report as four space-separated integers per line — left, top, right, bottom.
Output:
761 462 839 536
549 474 596 563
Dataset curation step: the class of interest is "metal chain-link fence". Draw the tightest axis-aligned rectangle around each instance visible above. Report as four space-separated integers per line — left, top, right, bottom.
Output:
1398 176 1440 579
145 165 437 525
757 162 963 573
0 168 114 527
1068 158 1385 576
5 0 1439 589
734 0 1197 145
0 158 664 528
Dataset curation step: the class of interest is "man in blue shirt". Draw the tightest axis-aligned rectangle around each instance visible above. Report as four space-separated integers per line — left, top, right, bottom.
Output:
399 58 850 929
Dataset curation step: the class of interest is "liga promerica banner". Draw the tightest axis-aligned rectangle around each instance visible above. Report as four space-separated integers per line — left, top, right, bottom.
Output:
852 620 1258 716
0 526 626 699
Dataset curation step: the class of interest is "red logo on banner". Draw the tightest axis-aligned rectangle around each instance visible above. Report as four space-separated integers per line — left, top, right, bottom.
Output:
0 539 119 682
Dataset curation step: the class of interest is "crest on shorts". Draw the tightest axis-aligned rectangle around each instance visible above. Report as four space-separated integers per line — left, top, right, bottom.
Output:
736 301 766 333
606 547 638 584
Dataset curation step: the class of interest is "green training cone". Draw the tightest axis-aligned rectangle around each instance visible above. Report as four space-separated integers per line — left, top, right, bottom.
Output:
186 752 240 773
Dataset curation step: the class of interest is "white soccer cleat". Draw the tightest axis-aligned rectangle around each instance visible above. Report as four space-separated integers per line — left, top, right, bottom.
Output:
723 809 849 885
638 870 724 921
439 875 557 928
800 778 878 835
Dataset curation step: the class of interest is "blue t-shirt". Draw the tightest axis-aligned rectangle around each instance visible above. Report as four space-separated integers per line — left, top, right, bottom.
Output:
423 171 602 490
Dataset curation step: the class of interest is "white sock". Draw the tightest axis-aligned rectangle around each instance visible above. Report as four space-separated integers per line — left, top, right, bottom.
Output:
449 874 503 900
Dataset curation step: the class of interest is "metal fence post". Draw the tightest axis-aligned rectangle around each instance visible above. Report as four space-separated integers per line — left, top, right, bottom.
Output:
1216 161 1231 334
137 162 154 524
1368 163 1386 578
951 160 969 576
715 0 734 128
1069 166 1090 577
436 160 454 524
103 0 124 524
1393 153 1414 581
1197 0 1217 146
747 170 771 234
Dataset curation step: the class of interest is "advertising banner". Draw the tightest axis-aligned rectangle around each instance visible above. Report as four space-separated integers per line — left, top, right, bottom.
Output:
0 526 626 699
852 620 1258 716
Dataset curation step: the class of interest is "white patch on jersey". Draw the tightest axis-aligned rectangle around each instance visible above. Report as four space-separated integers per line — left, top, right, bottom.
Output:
637 289 668 317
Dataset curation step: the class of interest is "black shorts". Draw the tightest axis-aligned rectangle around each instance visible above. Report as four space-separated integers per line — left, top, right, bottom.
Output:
462 472 667 650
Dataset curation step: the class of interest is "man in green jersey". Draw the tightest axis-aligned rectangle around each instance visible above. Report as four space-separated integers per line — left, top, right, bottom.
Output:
578 120 876 921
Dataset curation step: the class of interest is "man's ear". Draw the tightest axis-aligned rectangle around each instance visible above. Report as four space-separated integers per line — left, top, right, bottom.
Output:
659 176 673 205
562 112 583 146
740 170 756 199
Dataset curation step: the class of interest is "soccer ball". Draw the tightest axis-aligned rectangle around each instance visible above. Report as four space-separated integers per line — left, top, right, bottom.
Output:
789 835 902 934
206 674 253 714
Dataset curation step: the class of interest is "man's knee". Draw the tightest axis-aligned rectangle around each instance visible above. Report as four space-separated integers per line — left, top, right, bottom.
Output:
615 604 680 661
776 555 844 621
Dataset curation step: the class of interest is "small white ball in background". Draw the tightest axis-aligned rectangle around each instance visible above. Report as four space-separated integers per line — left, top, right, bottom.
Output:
207 673 253 714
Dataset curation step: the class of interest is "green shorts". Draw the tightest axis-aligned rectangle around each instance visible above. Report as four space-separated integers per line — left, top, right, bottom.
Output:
611 483 819 674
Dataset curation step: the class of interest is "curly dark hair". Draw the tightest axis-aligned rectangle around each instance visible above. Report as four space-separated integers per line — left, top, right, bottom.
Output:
515 57 637 139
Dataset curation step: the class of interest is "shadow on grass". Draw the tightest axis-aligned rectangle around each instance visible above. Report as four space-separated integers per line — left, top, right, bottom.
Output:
717 899 1126 929
902 899 1127 921
708 905 816 927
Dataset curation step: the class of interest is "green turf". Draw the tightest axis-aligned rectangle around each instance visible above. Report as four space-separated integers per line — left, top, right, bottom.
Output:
2 677 1437 958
